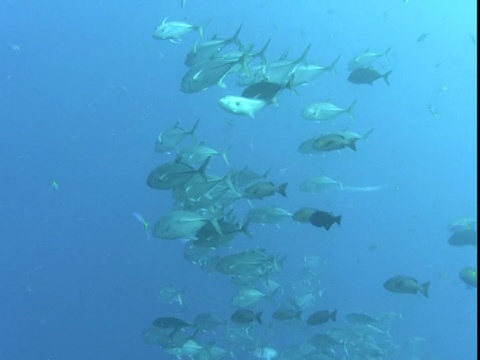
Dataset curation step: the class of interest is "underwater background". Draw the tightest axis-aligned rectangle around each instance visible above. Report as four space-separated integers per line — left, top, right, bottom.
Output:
0 0 477 359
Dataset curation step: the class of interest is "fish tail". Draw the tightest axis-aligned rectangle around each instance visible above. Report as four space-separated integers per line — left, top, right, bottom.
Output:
231 24 243 47
198 20 211 38
420 281 430 298
222 146 232 166
347 100 357 121
189 118 200 142
383 47 392 63
328 54 341 75
362 128 375 142
383 70 393 86
277 182 288 197
295 310 302 320
297 43 312 65
197 156 211 181
255 311 263 324
257 39 271 65
347 141 357 151
335 215 342 226
330 309 338 322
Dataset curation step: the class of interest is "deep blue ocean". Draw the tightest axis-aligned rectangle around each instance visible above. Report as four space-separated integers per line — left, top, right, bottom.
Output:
0 0 477 359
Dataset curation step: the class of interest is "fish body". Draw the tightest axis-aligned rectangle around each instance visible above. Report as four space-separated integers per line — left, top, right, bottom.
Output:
292 55 341 86
383 275 430 298
348 47 391 71
152 316 194 329
153 17 206 42
312 133 355 152
272 308 302 321
246 205 292 225
448 217 477 233
302 100 356 121
155 119 199 153
244 181 287 199
292 207 317 223
448 229 477 246
241 80 292 104
233 288 269 307
307 309 337 325
348 67 392 85
218 96 267 118
459 267 477 287
345 312 379 325
299 176 342 194
153 210 220 240
147 157 209 190
184 25 242 67
309 210 341 230
230 309 262 324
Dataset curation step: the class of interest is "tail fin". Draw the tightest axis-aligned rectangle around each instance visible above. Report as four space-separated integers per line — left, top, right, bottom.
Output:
347 100 357 121
327 54 341 75
255 312 263 325
330 309 338 322
198 20 211 38
335 215 342 225
419 281 430 298
383 70 392 86
277 182 288 197
189 118 200 142
230 24 243 47
221 146 232 166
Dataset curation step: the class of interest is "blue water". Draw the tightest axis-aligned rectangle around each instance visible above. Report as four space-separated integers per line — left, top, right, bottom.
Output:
0 0 476 359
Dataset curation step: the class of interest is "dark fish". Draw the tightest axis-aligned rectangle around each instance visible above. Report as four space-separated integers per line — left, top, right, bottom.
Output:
417 33 430 42
244 181 287 199
347 67 392 86
230 309 262 324
448 229 477 247
272 308 302 321
309 210 341 230
152 316 194 329
306 309 337 325
459 267 477 288
383 275 430 298
241 80 293 103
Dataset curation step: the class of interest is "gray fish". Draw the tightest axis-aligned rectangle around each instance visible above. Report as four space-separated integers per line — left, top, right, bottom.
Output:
309 210 341 230
292 207 317 223
152 316 194 329
345 312 379 325
383 275 430 298
448 229 477 246
292 54 341 86
230 309 262 324
246 205 292 225
348 67 392 86
153 17 208 43
153 210 221 240
154 119 200 153
184 25 242 67
244 181 287 199
307 309 337 325
459 267 477 288
312 133 355 152
302 100 357 122
299 176 343 194
348 47 391 71
181 45 253 93
262 44 312 84
417 33 430 43
272 307 302 321
146 157 210 190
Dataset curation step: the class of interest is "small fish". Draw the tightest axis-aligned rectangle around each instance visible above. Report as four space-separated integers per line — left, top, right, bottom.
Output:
348 67 392 86
306 309 337 325
417 33 430 43
230 309 262 325
51 180 59 191
133 212 150 238
428 103 440 118
459 267 477 288
153 17 208 43
218 96 267 118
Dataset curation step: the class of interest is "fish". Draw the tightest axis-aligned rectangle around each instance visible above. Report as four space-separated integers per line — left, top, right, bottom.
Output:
133 212 150 238
299 176 343 194
51 180 59 191
311 133 355 152
417 33 430 42
302 100 357 121
291 54 341 86
153 210 222 240
230 309 262 325
383 275 430 298
448 229 477 246
246 205 293 225
448 217 477 233
459 267 477 288
244 181 288 199
153 17 208 43
306 309 337 325
348 47 391 71
147 157 210 190
218 96 268 118
152 316 194 329
177 142 231 166
345 312 380 325
241 79 294 104
272 302 302 321
184 25 242 67
232 287 276 307
154 119 200 153
309 210 341 230
348 67 392 85
158 285 185 306
181 45 253 93
262 44 312 84
292 207 318 223
253 346 278 360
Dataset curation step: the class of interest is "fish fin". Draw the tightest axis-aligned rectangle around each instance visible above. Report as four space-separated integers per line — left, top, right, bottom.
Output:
169 38 182 44
330 309 338 321
255 312 263 325
277 183 288 197
324 223 332 230
347 141 357 151
221 146 232 166
230 24 243 47
383 70 393 86
328 54 341 75
197 156 211 181
420 281 430 298
335 215 342 225
189 118 200 142
347 100 357 121
198 20 211 38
